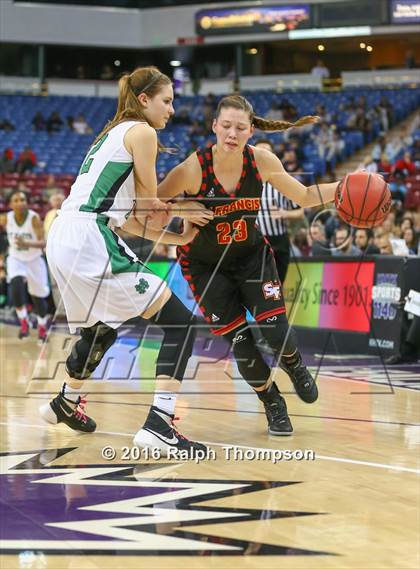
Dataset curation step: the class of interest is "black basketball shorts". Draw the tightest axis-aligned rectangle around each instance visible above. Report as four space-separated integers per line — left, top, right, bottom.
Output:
178 243 286 335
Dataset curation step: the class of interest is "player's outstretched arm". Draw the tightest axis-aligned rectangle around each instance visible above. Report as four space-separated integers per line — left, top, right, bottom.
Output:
255 147 338 208
121 214 198 246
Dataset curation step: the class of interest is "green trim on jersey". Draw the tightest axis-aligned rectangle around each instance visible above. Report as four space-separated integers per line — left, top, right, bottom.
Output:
96 218 152 275
80 161 133 214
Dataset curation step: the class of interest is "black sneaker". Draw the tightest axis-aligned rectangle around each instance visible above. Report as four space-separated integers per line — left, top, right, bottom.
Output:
258 383 293 436
39 387 96 433
280 354 318 403
134 406 208 457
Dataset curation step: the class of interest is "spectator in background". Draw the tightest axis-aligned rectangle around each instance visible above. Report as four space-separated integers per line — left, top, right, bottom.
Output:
265 101 284 121
372 135 387 162
0 119 15 131
311 59 330 79
389 152 416 203
282 149 304 182
66 115 74 130
16 146 37 174
354 228 380 254
331 226 361 256
32 112 46 131
393 151 416 178
385 137 403 162
379 97 394 129
400 215 415 233
100 64 114 80
72 114 92 135
402 227 418 255
314 104 333 125
44 192 65 238
46 111 64 133
292 228 310 257
324 209 341 241
309 222 330 256
76 65 86 79
42 174 62 199
357 155 378 173
377 234 393 255
0 148 15 173
377 153 392 180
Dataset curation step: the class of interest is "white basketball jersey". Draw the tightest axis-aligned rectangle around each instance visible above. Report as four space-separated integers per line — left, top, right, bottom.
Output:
6 209 42 262
62 121 143 227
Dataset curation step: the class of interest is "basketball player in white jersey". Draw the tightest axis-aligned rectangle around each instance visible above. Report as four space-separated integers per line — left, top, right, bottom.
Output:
0 190 50 342
39 66 213 457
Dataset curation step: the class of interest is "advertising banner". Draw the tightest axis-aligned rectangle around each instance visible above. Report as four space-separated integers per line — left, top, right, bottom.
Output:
368 256 405 353
283 260 375 333
195 4 310 36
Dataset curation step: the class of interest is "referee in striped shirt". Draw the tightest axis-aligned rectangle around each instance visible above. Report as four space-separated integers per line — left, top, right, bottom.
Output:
255 139 304 283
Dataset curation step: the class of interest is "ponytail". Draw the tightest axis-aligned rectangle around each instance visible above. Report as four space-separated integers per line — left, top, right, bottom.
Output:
252 115 319 132
216 95 319 132
93 66 172 147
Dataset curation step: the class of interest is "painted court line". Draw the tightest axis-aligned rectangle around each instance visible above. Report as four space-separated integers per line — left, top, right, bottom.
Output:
1 421 419 475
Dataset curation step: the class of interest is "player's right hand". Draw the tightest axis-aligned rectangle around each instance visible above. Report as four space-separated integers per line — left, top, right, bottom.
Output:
174 201 214 226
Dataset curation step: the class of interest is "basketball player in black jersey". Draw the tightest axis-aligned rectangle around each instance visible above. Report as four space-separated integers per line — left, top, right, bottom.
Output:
158 95 340 435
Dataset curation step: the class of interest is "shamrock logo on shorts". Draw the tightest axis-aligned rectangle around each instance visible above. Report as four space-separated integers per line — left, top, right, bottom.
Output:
135 278 150 295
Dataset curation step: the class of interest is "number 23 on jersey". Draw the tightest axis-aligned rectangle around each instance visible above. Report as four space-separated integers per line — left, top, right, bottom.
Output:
216 220 248 245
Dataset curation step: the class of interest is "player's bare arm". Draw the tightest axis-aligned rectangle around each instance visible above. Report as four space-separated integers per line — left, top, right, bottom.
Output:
124 123 168 218
15 214 46 250
121 214 198 246
254 146 338 208
158 155 213 226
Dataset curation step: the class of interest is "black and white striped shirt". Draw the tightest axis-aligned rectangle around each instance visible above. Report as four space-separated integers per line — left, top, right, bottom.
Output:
257 181 300 237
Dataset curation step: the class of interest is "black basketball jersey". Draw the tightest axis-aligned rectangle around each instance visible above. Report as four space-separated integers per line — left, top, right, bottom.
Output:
177 144 265 265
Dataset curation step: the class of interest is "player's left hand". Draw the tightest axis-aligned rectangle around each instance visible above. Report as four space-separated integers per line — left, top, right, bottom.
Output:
270 207 288 220
15 236 29 249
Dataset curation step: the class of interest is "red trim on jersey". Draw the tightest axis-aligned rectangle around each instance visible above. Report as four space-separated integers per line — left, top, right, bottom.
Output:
255 307 286 322
247 145 263 182
211 314 246 336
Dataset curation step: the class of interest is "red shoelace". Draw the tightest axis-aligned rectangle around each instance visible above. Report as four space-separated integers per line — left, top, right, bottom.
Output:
73 397 88 424
171 416 190 441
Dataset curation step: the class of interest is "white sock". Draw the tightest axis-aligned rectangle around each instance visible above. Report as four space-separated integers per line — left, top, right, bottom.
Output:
153 391 177 416
37 315 47 327
62 382 81 404
16 307 28 321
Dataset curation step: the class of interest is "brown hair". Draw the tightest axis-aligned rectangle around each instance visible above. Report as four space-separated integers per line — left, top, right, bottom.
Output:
216 95 319 131
94 66 172 144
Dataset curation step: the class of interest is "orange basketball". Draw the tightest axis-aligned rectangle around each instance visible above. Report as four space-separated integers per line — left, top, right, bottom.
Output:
334 171 392 228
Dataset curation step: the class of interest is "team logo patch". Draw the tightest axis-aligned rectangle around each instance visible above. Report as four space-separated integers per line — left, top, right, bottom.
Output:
262 281 281 301
135 278 150 294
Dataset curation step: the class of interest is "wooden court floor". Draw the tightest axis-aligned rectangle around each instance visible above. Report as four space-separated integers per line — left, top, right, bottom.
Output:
1 322 419 569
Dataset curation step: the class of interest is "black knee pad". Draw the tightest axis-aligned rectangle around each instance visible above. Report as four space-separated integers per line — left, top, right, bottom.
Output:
223 326 271 388
66 322 118 380
10 276 27 307
258 312 298 357
150 294 196 381
32 295 48 318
